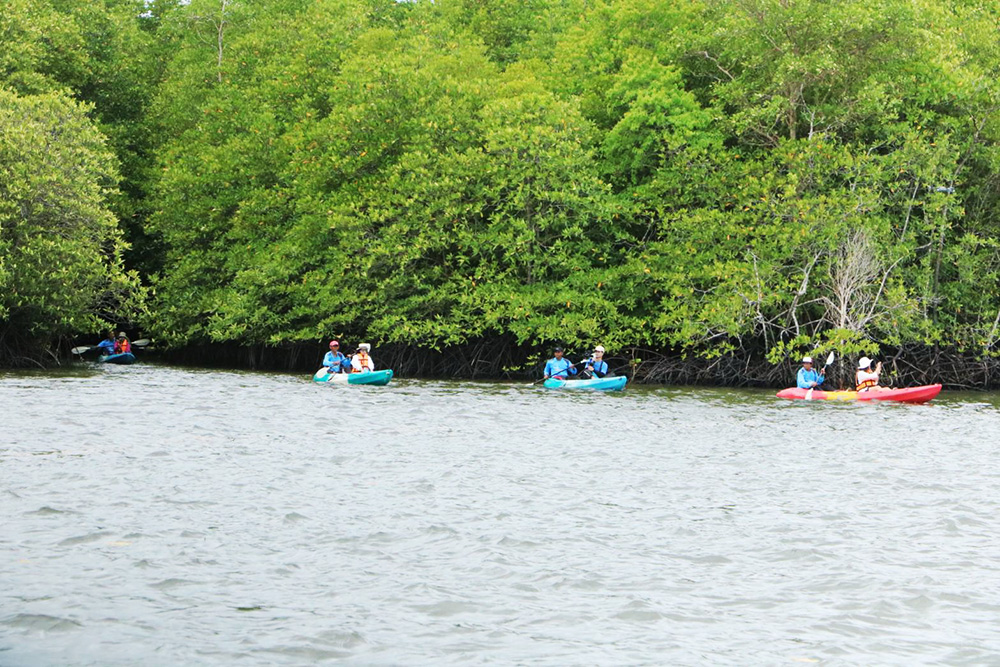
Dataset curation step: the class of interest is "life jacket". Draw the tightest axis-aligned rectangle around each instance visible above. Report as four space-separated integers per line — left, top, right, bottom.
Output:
115 340 130 354
856 371 877 391
353 351 371 372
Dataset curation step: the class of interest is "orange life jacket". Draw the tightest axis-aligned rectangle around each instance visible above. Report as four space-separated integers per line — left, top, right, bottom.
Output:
856 371 877 391
352 351 371 372
115 339 131 354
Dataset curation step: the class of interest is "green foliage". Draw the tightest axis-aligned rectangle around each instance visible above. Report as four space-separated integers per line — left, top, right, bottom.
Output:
0 0 161 276
10 0 1000 370
0 90 143 363
431 0 550 65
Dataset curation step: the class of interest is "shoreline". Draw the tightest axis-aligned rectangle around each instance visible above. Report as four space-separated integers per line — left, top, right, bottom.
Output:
129 341 1000 390
4 339 995 390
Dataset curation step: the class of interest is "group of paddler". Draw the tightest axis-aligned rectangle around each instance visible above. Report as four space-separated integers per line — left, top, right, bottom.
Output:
321 340 377 375
75 332 891 394
318 342 616 381
797 355 884 392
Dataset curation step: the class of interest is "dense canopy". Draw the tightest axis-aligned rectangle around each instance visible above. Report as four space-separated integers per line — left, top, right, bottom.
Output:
2 0 1000 382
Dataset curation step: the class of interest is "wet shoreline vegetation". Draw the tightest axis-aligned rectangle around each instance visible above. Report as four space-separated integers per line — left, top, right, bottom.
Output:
3 0 1000 387
148 340 1000 390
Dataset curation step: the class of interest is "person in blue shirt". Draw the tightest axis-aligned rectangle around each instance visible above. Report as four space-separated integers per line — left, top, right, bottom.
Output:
580 345 609 378
96 331 115 355
796 355 826 389
322 340 350 374
544 347 577 380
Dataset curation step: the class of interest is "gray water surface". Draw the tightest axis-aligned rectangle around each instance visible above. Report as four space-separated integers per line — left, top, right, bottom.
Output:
2 364 1000 665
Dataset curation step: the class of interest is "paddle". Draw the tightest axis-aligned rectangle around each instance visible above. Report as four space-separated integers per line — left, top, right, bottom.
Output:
71 338 151 355
804 351 836 400
315 367 339 380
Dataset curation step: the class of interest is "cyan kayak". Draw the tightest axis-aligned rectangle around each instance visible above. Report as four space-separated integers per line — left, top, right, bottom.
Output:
313 368 393 386
98 352 136 365
543 375 627 391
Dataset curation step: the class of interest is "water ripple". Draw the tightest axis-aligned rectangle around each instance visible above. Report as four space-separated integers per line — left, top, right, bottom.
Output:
2 366 1000 664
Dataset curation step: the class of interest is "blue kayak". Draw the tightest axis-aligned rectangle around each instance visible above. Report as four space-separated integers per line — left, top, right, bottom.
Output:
543 375 627 391
98 352 136 365
313 368 393 386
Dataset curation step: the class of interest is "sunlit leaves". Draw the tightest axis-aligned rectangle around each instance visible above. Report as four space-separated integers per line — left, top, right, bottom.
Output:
140 0 1000 364
0 90 143 360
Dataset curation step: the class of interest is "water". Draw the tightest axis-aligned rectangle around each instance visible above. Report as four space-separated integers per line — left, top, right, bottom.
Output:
3 364 1000 665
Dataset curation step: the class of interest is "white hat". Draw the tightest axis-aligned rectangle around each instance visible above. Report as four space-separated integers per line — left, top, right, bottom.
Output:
858 356 871 370
594 345 605 353
359 343 371 351
801 356 813 364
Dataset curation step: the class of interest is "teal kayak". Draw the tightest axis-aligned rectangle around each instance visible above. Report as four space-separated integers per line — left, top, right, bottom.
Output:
313 368 393 386
98 352 136 365
543 375 627 391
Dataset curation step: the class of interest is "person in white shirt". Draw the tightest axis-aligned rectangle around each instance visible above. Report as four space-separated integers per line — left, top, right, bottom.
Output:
855 356 882 392
351 343 375 373
581 345 609 378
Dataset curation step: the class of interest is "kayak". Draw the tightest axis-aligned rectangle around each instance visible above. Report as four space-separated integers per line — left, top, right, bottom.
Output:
313 368 393 386
776 384 941 404
543 375 627 391
98 352 136 365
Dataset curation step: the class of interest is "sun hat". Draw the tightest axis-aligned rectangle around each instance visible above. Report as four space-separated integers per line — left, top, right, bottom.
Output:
858 356 871 370
359 343 371 351
802 356 813 364
329 340 339 348
117 331 127 338
594 345 606 353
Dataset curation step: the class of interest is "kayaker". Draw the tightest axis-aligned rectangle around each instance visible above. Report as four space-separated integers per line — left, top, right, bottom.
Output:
322 340 350 374
351 343 375 373
114 332 131 354
796 356 825 389
96 331 116 355
543 347 577 380
580 345 609 378
855 356 882 392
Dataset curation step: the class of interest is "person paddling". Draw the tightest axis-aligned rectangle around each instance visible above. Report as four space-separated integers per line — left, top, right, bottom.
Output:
544 347 577 380
855 356 882 392
114 332 131 354
323 340 350 374
796 355 825 389
580 345 609 379
351 343 375 373
96 331 116 356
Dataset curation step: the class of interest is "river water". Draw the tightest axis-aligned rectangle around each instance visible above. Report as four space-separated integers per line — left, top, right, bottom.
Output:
2 364 1000 665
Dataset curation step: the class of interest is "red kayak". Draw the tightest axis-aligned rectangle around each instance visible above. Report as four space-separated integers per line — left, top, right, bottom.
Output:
776 384 941 404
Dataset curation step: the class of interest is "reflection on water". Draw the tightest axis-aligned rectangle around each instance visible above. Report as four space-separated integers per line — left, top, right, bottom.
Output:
2 364 1000 665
